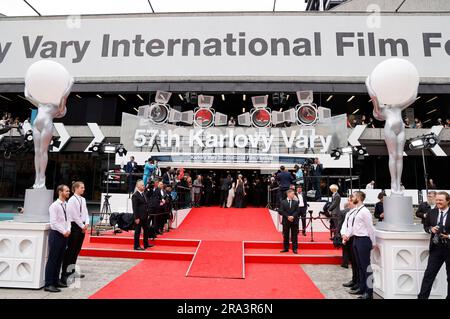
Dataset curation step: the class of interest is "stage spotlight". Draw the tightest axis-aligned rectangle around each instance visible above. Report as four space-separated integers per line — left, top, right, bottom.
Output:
88 142 102 154
341 146 353 154
408 133 439 150
24 130 33 143
407 133 440 194
49 137 61 150
331 149 342 159
353 146 368 156
103 143 116 154
116 144 127 157
295 90 318 126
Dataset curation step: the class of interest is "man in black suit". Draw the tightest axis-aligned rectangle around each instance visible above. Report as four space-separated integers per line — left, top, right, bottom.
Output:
279 189 300 254
148 181 164 237
276 166 294 207
310 158 323 200
418 191 450 299
220 175 232 208
131 180 153 250
126 156 139 194
296 186 308 236
416 191 437 225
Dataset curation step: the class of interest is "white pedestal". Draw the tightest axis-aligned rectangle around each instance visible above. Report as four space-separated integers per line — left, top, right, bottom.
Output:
15 188 53 223
372 229 447 299
0 221 50 289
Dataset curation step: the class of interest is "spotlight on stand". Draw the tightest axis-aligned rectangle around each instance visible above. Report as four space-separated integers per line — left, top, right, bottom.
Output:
24 130 33 143
115 144 127 157
353 146 368 159
88 142 102 155
407 132 440 195
408 133 439 150
330 145 367 192
49 136 61 150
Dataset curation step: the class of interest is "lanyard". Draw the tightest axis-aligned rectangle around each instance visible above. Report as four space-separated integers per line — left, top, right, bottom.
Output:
347 206 365 228
75 196 83 214
60 203 67 221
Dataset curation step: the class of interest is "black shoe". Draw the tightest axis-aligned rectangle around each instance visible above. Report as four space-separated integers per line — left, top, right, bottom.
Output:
349 289 363 295
350 284 360 291
293 250 298 254
358 293 373 299
134 246 145 251
72 272 85 279
341 264 349 269
144 244 154 249
342 281 355 288
44 285 61 292
280 249 289 253
57 280 68 288
302 230 306 236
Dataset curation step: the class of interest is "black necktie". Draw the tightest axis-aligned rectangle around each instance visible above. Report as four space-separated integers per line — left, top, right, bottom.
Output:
438 211 445 228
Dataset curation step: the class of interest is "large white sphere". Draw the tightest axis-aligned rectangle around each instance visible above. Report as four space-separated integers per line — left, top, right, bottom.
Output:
368 58 419 105
25 60 72 105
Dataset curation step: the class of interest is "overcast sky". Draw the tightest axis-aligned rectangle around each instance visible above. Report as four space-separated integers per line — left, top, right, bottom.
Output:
0 0 307 16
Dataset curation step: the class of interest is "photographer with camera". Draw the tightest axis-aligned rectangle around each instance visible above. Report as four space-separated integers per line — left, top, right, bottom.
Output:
418 191 450 299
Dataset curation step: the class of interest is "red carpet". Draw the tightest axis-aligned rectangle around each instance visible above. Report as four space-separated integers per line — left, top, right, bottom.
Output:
186 241 244 279
89 207 329 299
90 259 323 299
163 207 282 241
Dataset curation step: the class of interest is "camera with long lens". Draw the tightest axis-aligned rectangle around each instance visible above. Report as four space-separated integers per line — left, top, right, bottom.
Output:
301 158 314 171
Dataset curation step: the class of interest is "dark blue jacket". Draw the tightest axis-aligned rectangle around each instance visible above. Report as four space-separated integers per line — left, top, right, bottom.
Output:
277 171 294 189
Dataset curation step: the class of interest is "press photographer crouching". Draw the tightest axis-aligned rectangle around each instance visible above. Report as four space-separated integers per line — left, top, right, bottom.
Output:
418 191 450 299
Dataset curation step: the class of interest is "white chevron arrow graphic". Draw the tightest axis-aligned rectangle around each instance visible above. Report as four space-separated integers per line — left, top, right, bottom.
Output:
347 124 367 146
429 125 446 157
84 123 105 152
51 123 71 152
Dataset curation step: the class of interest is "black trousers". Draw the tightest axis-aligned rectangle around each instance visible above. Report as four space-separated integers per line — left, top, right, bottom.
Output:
219 190 228 207
344 237 359 283
353 236 373 294
45 230 68 287
61 222 85 277
299 212 307 232
282 219 299 250
134 217 149 248
278 188 289 207
418 245 450 299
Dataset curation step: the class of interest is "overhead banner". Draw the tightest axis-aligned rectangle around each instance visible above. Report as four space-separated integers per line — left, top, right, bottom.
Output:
0 13 449 83
117 112 351 169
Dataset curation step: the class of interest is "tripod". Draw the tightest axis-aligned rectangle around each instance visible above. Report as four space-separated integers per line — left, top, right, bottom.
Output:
91 194 114 236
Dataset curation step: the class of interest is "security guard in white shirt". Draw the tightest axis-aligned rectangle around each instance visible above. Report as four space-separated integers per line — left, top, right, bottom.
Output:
341 195 360 292
343 191 376 299
61 181 89 284
44 185 71 292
